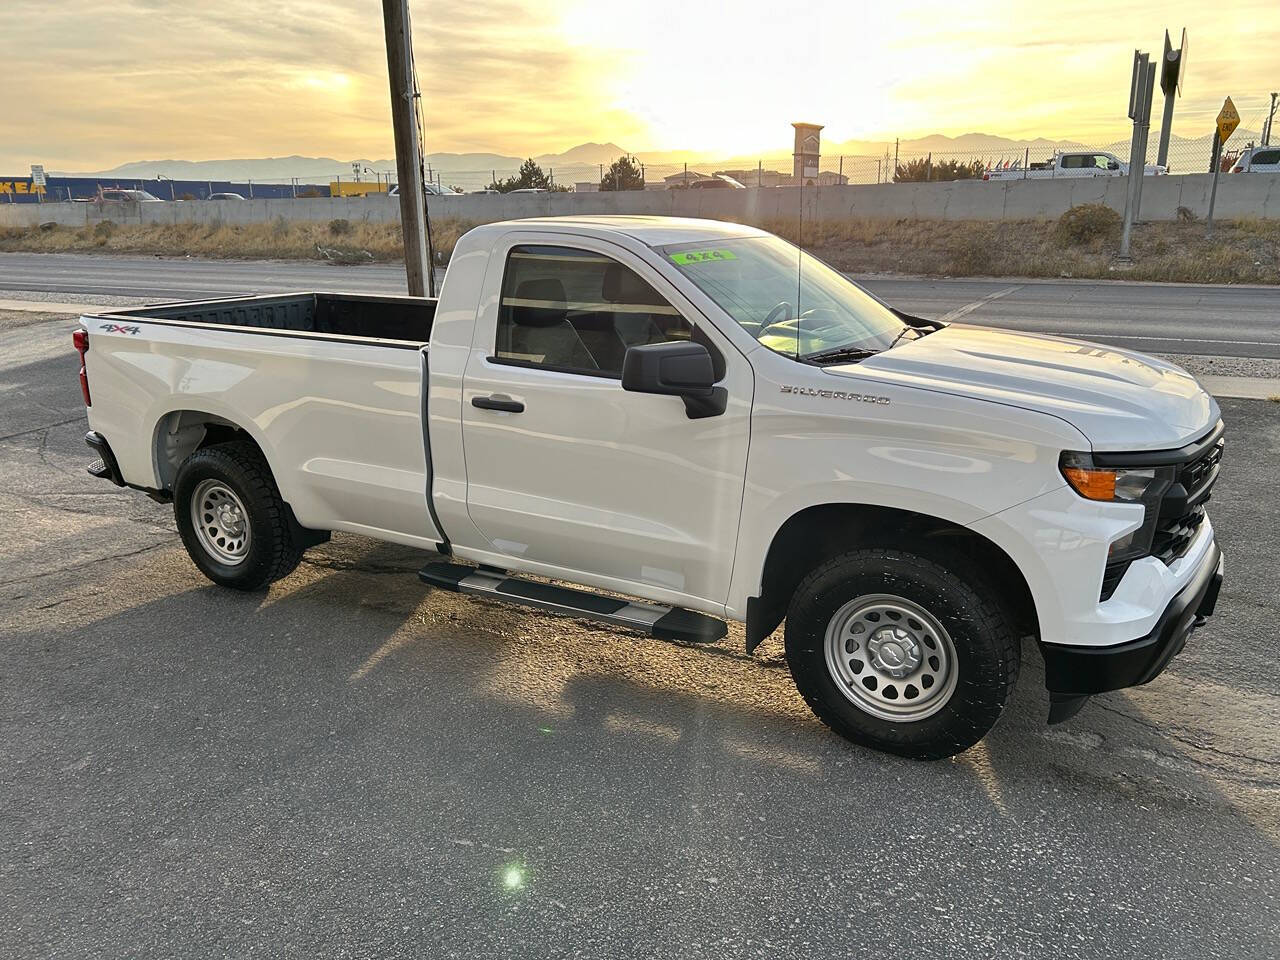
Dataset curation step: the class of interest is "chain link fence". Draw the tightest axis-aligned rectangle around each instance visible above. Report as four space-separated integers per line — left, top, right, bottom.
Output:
421 131 1267 194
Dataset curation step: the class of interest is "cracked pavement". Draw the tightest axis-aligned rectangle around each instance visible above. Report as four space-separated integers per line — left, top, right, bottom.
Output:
1 310 1278 959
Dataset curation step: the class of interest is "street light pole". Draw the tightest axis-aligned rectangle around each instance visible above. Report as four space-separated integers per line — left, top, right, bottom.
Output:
382 0 430 297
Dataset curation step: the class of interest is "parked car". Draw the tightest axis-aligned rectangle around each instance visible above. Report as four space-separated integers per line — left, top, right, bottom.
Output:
75 216 1224 760
509 187 548 194
97 188 164 202
207 192 245 201
983 151 1166 180
687 174 747 189
387 184 458 197
1230 146 1280 173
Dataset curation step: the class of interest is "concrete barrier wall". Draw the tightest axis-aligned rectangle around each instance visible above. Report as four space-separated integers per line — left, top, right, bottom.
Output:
2 173 1277 229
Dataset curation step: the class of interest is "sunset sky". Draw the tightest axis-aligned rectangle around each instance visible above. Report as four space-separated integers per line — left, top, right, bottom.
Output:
1 0 1277 171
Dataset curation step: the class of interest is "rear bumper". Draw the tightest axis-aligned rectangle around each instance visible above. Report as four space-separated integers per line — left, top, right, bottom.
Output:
1040 542 1223 721
85 430 125 486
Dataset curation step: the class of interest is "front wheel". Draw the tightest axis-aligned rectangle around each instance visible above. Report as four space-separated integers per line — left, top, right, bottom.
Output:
173 441 303 590
785 548 1020 760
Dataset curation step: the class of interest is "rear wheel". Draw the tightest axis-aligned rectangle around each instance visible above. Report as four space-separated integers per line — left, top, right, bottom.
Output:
785 548 1019 760
173 441 303 590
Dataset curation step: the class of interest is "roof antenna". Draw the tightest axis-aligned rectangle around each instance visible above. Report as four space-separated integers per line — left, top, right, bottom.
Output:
795 175 803 361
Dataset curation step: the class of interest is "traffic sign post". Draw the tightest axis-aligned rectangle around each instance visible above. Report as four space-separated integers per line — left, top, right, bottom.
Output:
30 164 45 203
1206 97 1239 238
1119 52 1154 260
1156 28 1187 170
1215 96 1240 144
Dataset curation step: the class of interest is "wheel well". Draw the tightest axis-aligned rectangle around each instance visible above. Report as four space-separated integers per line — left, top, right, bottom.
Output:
746 504 1038 652
153 410 265 492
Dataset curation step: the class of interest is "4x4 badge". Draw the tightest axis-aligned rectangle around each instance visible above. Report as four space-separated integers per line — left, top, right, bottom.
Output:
98 323 141 335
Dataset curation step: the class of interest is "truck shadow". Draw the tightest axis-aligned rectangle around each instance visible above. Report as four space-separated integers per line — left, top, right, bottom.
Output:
7 533 1278 953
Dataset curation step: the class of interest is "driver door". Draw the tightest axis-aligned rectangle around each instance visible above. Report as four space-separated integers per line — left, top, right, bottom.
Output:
459 234 752 610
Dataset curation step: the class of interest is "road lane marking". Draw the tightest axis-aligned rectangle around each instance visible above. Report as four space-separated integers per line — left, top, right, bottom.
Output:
936 285 1023 323
1061 333 1280 347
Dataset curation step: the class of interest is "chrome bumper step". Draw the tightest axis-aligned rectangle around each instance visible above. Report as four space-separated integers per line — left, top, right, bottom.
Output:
419 562 726 644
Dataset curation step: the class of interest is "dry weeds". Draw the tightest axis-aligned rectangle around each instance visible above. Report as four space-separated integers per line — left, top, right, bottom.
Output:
1 213 1277 285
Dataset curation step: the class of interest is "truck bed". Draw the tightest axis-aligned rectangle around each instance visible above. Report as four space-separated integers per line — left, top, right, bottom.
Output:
94 292 436 346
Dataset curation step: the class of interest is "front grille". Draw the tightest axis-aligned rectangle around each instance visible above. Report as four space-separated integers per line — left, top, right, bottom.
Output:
1179 437 1224 502
1152 504 1206 565
1098 428 1223 601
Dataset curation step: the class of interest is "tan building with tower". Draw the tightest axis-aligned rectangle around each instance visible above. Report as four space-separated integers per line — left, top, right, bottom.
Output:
792 122 823 186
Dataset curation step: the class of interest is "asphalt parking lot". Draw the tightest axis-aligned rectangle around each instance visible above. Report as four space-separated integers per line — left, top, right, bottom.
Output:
2 309 1278 958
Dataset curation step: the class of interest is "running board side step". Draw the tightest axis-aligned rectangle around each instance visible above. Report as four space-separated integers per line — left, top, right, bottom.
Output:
419 562 727 644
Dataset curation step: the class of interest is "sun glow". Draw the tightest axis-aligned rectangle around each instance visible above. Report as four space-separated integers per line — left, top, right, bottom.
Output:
295 71 352 93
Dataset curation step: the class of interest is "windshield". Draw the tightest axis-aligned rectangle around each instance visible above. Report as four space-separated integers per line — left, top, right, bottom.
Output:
657 235 909 359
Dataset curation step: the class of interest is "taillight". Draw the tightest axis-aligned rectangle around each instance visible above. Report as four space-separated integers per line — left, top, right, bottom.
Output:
73 329 91 407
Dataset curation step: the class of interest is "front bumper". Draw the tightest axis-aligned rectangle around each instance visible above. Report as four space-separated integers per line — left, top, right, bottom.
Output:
1040 541 1223 722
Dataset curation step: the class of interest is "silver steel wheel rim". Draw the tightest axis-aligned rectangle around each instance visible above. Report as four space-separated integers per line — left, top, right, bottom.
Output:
190 479 251 566
823 593 958 722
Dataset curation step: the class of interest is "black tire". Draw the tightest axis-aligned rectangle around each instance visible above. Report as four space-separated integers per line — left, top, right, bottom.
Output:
173 440 303 590
785 548 1019 760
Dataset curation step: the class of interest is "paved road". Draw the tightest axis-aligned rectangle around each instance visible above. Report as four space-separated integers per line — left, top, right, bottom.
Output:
2 310 1278 958
1 251 1277 358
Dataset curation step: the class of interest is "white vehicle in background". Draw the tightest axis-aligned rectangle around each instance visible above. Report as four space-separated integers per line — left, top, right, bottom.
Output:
388 184 459 197
1230 146 1280 173
983 151 1167 180
73 216 1225 761
96 188 165 202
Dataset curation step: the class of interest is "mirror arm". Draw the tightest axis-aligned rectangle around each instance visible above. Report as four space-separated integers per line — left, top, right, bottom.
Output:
682 386 728 419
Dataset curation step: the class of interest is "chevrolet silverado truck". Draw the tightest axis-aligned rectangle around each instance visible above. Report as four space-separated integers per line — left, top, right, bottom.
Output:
983 150 1168 180
74 216 1225 759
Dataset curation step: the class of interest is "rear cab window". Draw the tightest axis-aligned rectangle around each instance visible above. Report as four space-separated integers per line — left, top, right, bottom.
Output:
493 245 694 378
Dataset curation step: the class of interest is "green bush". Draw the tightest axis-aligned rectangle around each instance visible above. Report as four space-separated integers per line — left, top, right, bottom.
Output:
1054 204 1121 247
328 218 352 236
894 157 986 183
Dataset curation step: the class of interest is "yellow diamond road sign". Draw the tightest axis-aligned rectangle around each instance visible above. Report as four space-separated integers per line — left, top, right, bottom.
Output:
1216 97 1240 143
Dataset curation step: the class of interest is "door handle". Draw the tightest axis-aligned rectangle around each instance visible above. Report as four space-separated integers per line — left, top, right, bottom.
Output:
471 394 524 413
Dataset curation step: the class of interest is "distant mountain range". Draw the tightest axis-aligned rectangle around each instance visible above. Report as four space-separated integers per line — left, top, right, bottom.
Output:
56 130 1258 184
55 142 631 182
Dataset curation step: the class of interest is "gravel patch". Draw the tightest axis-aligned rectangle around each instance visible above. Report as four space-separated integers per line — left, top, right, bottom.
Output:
1158 353 1280 380
0 289 147 307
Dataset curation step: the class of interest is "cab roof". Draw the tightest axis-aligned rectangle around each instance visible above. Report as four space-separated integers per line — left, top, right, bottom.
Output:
473 215 769 248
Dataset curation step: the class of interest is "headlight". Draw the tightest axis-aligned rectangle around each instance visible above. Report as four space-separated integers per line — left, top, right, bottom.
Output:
1060 452 1176 560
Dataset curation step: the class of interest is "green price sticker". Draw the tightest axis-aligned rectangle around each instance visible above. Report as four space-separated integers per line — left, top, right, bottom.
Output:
670 249 737 265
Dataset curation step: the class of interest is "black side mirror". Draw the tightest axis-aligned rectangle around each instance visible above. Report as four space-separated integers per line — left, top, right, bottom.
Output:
1108 161 1120 170
622 341 727 419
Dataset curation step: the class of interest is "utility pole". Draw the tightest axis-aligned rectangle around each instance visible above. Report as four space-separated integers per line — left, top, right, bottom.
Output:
382 0 430 297
1264 92 1278 146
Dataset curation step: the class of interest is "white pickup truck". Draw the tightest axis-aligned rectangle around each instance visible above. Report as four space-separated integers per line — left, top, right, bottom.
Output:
983 150 1168 180
74 216 1225 760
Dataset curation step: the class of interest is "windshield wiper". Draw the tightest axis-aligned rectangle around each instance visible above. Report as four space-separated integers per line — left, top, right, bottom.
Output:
885 325 921 349
803 326 921 365
801 345 881 365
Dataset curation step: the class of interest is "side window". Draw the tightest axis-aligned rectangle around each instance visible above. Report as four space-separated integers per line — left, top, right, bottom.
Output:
1253 150 1280 166
1061 155 1087 169
494 245 693 377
